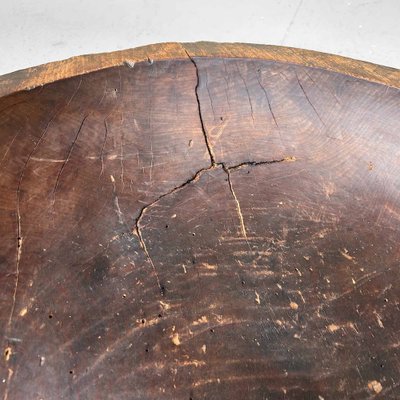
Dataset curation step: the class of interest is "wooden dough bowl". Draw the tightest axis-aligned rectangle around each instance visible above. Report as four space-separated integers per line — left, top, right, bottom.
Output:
1 42 399 399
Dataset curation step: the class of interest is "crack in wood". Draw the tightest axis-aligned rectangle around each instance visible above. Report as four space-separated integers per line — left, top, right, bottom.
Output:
295 71 326 128
134 157 294 292
256 71 279 129
236 64 255 126
133 57 297 292
295 71 343 141
227 157 296 171
134 166 214 294
185 50 216 166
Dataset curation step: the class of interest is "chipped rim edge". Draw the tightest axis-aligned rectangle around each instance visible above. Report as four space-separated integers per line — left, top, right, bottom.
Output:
0 41 399 98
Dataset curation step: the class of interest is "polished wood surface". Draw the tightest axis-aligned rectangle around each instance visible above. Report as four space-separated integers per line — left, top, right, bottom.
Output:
1 43 399 399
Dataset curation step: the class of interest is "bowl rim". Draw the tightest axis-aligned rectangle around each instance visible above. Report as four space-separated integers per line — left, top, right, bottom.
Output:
0 41 399 98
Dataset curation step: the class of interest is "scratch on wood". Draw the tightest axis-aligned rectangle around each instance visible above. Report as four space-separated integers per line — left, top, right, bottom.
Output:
114 196 124 225
223 166 248 239
120 130 125 190
204 71 217 122
52 115 88 204
135 223 162 292
3 368 13 400
295 72 326 127
99 77 121 176
30 157 67 163
222 59 232 108
149 140 154 183
256 70 286 147
66 77 83 107
109 175 128 229
100 118 109 176
303 69 341 104
0 129 21 169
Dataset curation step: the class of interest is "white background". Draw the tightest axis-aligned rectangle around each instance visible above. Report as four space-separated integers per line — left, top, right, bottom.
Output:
1 0 399 75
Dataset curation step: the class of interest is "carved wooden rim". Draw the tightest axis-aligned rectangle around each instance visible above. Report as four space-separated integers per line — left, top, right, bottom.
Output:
0 42 399 98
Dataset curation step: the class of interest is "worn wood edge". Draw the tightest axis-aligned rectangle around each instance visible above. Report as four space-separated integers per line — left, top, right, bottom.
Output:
0 41 399 98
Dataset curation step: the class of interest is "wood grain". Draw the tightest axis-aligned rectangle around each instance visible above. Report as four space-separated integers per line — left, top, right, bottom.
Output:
0 43 399 399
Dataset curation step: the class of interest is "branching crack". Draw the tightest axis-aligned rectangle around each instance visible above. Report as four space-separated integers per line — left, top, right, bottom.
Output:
184 50 216 166
134 156 295 291
132 55 295 295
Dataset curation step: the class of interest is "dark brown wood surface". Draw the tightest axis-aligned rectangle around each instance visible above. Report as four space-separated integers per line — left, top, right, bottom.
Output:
1 43 399 399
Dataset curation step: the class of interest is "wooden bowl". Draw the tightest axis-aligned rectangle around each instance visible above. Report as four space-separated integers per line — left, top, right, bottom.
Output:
1 42 399 399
